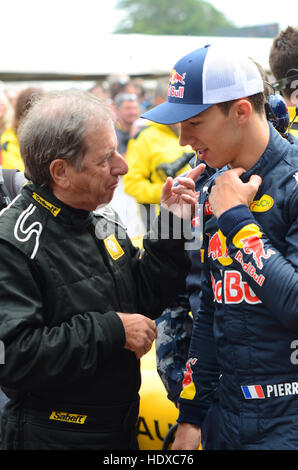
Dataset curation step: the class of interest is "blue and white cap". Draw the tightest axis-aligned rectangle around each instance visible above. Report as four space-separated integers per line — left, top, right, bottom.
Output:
142 44 264 125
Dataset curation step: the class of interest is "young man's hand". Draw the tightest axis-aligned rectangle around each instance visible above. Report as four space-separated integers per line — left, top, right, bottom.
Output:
209 168 262 219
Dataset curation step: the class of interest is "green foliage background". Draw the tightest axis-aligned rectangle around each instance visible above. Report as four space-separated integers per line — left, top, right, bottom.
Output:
114 0 235 36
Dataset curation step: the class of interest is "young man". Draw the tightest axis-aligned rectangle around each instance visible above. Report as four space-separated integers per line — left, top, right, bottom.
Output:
142 44 298 450
0 90 202 450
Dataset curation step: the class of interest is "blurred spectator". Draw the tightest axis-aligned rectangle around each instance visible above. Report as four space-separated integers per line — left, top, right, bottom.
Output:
109 92 145 238
0 90 14 165
107 73 135 100
1 87 43 172
89 81 109 101
4 86 21 109
269 26 298 106
132 79 152 112
122 78 194 230
114 93 141 156
0 90 14 137
269 26 298 137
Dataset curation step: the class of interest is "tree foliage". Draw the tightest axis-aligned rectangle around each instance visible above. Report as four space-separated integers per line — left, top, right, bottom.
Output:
114 0 235 36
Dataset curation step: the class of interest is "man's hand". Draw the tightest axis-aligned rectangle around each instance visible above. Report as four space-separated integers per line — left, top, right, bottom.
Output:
171 423 201 450
209 168 262 219
116 312 157 359
160 164 206 219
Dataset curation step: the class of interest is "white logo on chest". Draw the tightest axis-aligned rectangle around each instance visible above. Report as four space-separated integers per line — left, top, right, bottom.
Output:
14 204 42 259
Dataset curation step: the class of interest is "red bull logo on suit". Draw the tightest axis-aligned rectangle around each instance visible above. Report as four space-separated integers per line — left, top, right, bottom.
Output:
207 230 232 266
208 225 276 289
232 224 276 283
241 235 275 269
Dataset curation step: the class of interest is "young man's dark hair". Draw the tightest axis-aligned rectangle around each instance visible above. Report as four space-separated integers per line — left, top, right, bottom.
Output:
217 92 265 116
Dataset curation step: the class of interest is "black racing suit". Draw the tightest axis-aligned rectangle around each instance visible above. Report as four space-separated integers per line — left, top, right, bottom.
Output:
0 182 190 450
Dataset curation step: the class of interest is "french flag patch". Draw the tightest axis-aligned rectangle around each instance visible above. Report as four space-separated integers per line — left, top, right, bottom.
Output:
241 385 265 399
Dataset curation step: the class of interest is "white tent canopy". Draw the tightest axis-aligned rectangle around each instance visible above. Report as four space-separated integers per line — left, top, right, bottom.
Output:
0 34 273 79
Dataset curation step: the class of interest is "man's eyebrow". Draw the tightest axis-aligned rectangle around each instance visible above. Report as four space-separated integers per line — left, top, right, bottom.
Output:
106 148 115 158
100 149 115 161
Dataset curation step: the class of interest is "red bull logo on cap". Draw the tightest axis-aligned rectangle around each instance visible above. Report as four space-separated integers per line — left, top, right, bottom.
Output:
169 69 186 85
168 69 186 99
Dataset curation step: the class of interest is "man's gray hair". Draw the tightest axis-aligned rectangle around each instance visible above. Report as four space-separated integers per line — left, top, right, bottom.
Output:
18 89 113 185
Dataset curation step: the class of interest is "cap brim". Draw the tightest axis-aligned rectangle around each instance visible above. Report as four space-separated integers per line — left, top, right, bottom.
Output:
141 101 213 125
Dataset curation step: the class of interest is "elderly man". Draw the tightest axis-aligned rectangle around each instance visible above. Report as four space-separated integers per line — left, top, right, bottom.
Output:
0 90 203 450
142 44 298 450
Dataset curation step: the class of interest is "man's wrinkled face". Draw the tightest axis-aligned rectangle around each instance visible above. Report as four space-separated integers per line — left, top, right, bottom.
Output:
66 120 128 210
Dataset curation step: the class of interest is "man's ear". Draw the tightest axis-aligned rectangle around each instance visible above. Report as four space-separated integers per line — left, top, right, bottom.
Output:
49 159 70 188
232 99 252 125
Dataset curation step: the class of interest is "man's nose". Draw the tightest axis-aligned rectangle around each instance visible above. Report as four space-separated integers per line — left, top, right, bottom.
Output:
113 152 129 176
179 122 192 147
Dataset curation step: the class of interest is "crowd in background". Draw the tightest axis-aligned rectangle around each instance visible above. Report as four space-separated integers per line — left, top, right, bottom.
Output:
0 74 194 239
0 25 297 451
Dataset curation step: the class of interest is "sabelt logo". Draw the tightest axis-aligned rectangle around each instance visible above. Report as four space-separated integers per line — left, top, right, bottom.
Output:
49 411 87 424
249 195 274 212
32 192 61 216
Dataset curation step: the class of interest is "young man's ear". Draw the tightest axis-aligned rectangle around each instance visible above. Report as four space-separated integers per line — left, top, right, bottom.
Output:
49 159 70 188
232 99 252 125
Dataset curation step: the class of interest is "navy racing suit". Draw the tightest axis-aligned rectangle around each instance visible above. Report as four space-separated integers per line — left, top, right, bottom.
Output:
178 123 298 450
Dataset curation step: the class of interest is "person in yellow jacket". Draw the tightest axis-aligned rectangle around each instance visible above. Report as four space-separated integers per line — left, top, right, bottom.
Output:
123 121 194 228
0 127 24 172
1 87 43 172
288 105 298 138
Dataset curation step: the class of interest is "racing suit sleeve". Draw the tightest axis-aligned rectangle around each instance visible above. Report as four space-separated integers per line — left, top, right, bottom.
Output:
176 247 221 426
155 293 192 404
129 207 192 317
218 198 298 331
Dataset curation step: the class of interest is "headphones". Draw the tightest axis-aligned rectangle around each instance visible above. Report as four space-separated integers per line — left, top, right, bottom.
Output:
265 92 290 137
270 68 298 94
265 73 298 139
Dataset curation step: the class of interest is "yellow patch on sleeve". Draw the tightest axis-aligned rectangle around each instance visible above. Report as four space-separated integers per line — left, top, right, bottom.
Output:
180 382 196 400
104 234 125 260
232 223 263 248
